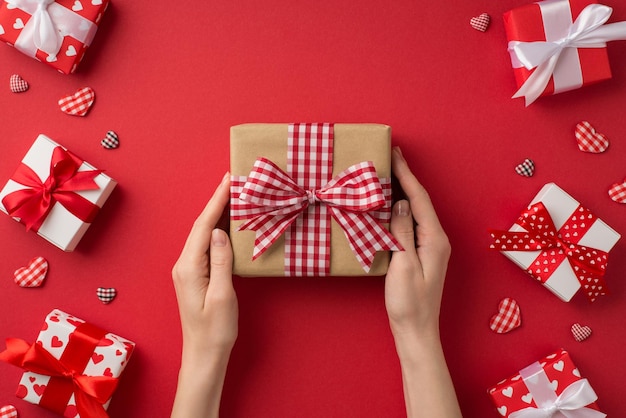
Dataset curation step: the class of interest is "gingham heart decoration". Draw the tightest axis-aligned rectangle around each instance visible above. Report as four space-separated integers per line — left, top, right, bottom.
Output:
9 74 28 93
58 87 95 116
97 287 117 304
575 121 609 153
0 405 17 418
608 179 626 203
101 131 120 149
470 13 490 32
13 257 48 288
571 323 592 342
515 158 535 177
489 298 521 334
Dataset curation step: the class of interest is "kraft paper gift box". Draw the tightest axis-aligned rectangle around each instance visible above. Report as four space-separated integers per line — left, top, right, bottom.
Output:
489 183 620 302
0 0 110 74
0 134 117 251
230 123 401 277
488 349 604 417
0 309 135 417
504 0 626 106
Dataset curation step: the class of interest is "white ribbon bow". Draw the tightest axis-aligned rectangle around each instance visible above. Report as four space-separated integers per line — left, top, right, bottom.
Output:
510 379 606 418
509 4 626 106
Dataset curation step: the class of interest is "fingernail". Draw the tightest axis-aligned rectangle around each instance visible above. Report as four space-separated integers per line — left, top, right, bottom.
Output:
395 200 409 216
221 171 230 185
392 146 405 160
212 228 227 247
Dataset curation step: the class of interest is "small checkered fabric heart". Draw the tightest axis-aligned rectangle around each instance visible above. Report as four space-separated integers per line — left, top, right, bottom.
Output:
13 256 48 288
514 158 535 177
571 323 592 342
58 87 95 116
608 179 626 203
489 298 521 334
97 287 117 304
9 74 28 93
0 405 18 418
470 13 490 32
575 121 609 153
101 130 119 149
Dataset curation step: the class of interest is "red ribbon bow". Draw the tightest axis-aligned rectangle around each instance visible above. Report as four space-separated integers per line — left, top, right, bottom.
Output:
489 202 609 302
0 338 118 418
2 146 102 231
236 157 402 272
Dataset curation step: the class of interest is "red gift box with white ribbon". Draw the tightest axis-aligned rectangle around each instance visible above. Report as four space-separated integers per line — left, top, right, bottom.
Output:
0 134 117 251
503 0 626 106
230 123 401 277
489 183 620 302
0 309 135 418
488 349 605 417
0 0 110 74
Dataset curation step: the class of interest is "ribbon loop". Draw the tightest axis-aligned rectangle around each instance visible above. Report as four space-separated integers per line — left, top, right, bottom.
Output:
509 3 626 105
2 146 102 232
237 157 401 271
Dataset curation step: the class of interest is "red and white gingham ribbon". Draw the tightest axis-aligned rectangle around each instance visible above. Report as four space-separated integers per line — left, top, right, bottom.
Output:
231 123 401 276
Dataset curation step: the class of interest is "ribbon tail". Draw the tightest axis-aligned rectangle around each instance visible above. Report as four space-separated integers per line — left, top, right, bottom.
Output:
57 169 103 192
74 388 111 418
330 209 402 272
239 210 303 260
575 21 626 45
513 52 561 106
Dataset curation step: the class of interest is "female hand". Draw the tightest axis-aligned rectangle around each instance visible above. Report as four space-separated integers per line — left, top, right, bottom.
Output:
171 172 238 418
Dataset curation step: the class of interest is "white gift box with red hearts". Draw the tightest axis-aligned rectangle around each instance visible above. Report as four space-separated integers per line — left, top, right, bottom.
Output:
0 0 110 74
497 183 620 302
14 309 134 417
0 134 117 251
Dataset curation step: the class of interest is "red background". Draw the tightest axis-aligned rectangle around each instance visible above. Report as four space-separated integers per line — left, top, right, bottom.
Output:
1 0 626 416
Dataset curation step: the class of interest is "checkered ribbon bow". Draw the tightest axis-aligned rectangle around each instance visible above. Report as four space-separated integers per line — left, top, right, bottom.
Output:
237 157 402 272
489 202 609 302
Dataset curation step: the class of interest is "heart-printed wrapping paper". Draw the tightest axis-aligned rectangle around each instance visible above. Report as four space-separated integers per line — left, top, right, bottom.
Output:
0 309 135 417
230 123 397 277
488 349 605 417
490 183 620 302
0 0 110 74
0 134 117 251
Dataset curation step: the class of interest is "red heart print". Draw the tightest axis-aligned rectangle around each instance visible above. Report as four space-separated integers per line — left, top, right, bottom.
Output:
103 367 113 377
33 384 46 396
13 256 48 288
67 318 83 327
489 298 521 334
575 121 609 153
92 353 104 364
515 158 535 177
29 376 36 383
608 179 626 203
51 336 63 348
58 87 95 116
0 405 18 418
470 13 490 32
9 74 28 93
571 323 592 342
98 338 115 347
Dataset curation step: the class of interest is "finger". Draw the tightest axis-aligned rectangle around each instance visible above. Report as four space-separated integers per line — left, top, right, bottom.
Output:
388 199 422 272
208 228 234 292
391 147 444 234
180 172 231 260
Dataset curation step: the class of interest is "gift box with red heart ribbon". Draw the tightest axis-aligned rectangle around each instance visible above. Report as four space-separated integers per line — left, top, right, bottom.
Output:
0 0 110 74
487 349 605 417
504 0 626 106
0 309 135 418
0 134 117 251
230 123 402 277
489 183 620 302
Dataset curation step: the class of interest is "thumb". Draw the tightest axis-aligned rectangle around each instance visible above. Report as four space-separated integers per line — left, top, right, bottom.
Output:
209 228 234 287
390 200 416 253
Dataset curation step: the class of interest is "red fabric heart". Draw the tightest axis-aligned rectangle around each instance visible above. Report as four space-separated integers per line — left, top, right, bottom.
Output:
0 405 18 418
514 158 535 177
571 323 592 342
489 298 521 334
575 121 609 153
58 87 95 116
470 13 490 32
9 74 28 93
13 256 48 288
608 179 626 203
